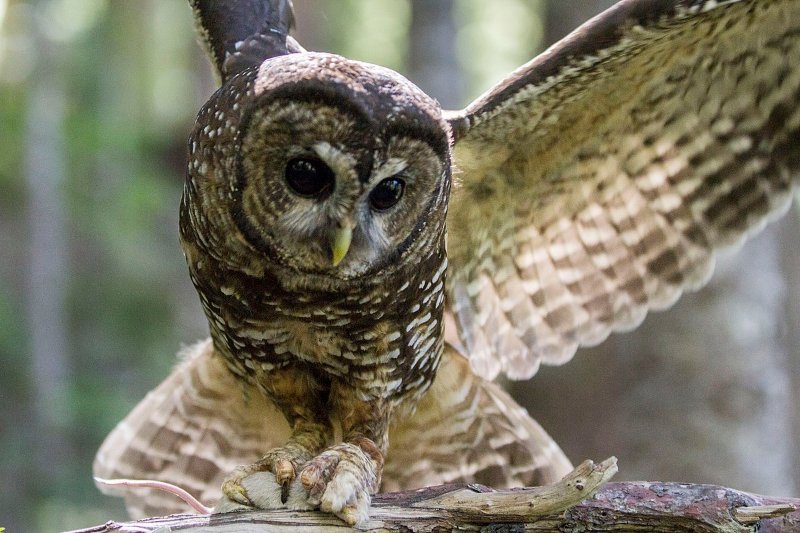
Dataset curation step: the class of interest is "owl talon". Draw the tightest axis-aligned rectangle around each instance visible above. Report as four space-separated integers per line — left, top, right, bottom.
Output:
274 457 296 487
299 442 379 525
274 456 297 504
338 499 369 527
221 447 309 509
280 479 290 504
221 465 256 507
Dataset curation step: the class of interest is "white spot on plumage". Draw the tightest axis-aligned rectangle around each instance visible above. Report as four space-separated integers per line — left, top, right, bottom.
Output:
431 260 447 283
728 136 752 154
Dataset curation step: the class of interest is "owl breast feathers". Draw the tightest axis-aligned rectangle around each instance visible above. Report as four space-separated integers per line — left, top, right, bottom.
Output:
95 0 800 525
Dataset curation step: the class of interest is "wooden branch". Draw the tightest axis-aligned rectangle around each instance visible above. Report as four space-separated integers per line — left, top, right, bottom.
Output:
69 458 799 532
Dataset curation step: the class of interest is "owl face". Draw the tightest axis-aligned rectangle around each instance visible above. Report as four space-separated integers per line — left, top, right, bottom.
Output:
212 53 452 280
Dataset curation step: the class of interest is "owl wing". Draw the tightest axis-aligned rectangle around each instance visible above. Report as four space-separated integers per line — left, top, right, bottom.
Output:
93 340 291 518
444 0 800 381
384 343 572 492
94 341 570 518
189 0 302 82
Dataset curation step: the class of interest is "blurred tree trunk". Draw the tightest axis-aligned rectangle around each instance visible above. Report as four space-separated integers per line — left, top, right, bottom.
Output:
291 0 327 53
779 209 800 480
407 0 462 109
24 24 74 516
513 0 798 496
543 0 615 46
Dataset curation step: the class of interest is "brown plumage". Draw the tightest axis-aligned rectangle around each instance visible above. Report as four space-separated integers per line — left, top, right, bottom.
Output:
95 340 570 518
95 0 800 525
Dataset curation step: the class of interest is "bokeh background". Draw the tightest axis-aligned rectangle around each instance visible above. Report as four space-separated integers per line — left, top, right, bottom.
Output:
0 1 797 531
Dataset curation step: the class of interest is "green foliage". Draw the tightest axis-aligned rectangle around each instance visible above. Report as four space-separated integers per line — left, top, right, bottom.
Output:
0 0 200 530
455 0 544 98
325 0 411 72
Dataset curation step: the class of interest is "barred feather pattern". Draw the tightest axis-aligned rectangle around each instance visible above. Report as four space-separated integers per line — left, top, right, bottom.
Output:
93 340 290 518
93 341 571 518
384 344 572 491
445 0 800 380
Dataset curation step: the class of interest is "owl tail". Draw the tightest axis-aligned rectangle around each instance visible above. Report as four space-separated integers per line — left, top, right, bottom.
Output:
93 339 290 518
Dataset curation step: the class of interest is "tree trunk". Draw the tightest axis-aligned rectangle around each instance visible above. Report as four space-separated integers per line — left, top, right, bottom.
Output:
24 24 75 525
778 210 800 482
407 0 462 109
543 0 616 47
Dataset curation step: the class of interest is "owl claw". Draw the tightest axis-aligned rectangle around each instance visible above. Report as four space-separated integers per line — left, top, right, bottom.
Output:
221 465 257 507
220 448 307 509
274 457 296 503
219 443 379 525
280 479 290 504
299 442 379 525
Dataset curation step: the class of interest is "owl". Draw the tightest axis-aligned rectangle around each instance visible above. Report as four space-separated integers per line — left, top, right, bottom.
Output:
94 0 800 526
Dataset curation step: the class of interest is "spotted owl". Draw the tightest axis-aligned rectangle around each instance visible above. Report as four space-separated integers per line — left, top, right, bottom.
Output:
94 0 800 525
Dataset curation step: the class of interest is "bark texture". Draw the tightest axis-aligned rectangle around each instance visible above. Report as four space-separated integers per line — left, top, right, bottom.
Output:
69 483 799 532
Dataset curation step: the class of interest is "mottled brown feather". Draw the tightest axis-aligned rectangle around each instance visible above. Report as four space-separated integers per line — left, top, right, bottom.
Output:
94 340 289 517
94 342 569 517
446 0 800 380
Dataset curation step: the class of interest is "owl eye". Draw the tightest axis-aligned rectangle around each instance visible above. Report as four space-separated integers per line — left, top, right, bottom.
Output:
369 177 405 211
285 157 335 199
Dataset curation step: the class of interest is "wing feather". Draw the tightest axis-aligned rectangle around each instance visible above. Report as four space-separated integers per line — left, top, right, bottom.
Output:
445 0 800 380
93 340 290 518
95 341 571 518
384 344 572 490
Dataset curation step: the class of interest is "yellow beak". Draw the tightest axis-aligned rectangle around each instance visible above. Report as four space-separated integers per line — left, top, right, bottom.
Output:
330 225 353 267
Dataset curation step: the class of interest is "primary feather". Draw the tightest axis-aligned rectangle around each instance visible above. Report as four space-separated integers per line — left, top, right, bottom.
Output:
445 0 800 380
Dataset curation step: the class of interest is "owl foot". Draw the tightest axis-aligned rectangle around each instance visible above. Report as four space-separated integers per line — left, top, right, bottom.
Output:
221 445 312 507
299 441 381 525
217 440 382 526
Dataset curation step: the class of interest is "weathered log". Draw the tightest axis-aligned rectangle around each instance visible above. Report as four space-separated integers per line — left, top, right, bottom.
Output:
69 458 798 532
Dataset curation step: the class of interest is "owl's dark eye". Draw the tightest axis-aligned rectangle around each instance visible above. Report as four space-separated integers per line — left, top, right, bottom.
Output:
369 177 405 211
285 157 335 199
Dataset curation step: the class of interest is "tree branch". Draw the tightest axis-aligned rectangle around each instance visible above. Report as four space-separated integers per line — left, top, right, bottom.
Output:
69 457 799 532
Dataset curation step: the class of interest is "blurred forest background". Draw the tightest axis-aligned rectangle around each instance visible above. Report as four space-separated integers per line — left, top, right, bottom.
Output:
0 1 797 531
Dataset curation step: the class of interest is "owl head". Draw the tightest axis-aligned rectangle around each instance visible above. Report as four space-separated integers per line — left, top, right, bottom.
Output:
182 52 451 283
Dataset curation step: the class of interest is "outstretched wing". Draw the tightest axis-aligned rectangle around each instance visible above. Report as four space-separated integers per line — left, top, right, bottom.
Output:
445 0 800 381
189 0 302 82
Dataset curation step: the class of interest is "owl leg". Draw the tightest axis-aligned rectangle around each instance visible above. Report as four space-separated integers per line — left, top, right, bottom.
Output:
221 367 332 507
297 385 389 525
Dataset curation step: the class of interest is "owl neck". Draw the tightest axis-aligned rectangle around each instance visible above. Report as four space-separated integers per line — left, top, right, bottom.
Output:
188 235 447 324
